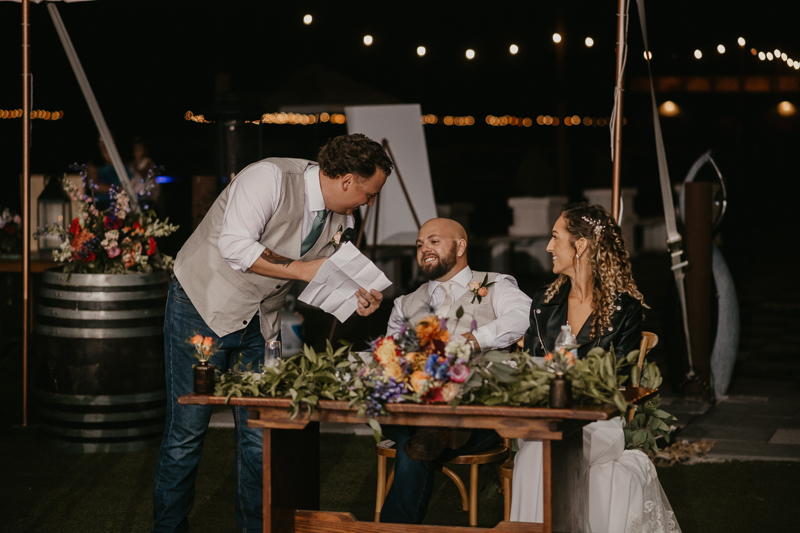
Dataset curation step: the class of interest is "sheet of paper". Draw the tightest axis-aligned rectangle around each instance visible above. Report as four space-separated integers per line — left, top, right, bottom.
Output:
298 242 392 322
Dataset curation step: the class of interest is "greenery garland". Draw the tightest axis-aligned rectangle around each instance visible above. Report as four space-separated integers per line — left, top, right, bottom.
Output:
213 342 675 452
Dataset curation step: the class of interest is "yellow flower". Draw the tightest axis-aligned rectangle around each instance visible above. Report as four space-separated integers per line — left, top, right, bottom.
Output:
404 352 428 372
375 337 400 365
384 362 404 381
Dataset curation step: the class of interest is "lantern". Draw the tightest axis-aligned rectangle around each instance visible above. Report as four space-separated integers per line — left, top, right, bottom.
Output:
38 176 72 251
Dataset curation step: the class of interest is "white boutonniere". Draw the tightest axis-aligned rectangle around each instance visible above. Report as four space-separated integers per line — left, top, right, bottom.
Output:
467 274 496 304
329 225 343 248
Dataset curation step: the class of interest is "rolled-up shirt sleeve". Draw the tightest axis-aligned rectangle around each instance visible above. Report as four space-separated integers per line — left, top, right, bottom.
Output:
218 162 281 271
472 275 532 351
386 295 407 338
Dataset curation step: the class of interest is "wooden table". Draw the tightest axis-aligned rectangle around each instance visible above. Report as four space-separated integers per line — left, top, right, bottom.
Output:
179 393 662 533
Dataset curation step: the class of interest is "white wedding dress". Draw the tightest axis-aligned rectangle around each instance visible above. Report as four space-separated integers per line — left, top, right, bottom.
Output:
510 418 681 533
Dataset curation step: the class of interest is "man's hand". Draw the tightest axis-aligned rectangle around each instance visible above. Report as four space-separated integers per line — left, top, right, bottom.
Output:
355 287 383 316
247 253 327 283
462 332 481 353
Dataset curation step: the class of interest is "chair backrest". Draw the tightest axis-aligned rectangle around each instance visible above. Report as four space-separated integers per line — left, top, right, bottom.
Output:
634 332 658 386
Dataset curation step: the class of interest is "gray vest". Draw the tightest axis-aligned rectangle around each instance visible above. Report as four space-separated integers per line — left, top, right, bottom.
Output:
401 271 499 337
174 158 347 339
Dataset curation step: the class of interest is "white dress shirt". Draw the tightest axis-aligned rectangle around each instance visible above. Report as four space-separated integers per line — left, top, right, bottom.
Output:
218 161 354 271
386 266 532 351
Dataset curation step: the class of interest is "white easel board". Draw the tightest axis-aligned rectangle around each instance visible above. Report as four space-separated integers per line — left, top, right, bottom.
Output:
345 104 437 245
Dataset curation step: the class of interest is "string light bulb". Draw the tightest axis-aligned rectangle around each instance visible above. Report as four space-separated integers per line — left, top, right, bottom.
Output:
303 14 312 25
694 49 703 59
717 44 725 54
509 44 519 55
738 37 746 47
363 35 373 46
552 33 562 43
417 46 426 57
585 37 594 47
465 49 475 59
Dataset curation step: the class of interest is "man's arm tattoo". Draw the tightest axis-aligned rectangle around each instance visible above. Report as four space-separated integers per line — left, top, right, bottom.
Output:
260 248 294 268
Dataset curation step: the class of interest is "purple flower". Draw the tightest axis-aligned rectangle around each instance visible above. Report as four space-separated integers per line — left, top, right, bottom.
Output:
470 319 478 332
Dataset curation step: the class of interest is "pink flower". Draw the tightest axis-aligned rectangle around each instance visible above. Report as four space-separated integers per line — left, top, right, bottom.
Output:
107 246 121 258
440 382 461 402
468 281 481 291
449 364 469 383
13 215 21 224
478 286 488 297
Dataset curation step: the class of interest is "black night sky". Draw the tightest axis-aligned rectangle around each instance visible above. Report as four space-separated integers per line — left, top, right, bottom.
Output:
1 1 798 261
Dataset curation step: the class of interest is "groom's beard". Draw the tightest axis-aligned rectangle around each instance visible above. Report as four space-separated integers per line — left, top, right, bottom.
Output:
419 242 458 280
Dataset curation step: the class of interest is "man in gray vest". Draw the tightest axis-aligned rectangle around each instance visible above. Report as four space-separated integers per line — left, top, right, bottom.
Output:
152 134 392 533
380 218 531 524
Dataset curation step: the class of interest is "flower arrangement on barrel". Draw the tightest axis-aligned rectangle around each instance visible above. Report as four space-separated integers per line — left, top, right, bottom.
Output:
206 308 675 452
35 164 178 274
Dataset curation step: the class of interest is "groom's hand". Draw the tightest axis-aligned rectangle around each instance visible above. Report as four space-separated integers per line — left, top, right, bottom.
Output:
355 288 383 316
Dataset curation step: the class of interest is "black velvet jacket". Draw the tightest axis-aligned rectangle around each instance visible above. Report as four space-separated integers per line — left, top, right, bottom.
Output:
524 280 643 359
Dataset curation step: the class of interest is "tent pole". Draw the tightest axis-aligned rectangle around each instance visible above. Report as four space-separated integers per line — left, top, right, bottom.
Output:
46 3 139 210
611 0 627 222
21 0 31 428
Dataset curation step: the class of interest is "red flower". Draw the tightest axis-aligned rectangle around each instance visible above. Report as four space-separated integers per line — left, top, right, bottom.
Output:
79 251 96 263
69 218 81 235
132 221 144 234
4 225 14 236
104 215 122 230
146 237 157 256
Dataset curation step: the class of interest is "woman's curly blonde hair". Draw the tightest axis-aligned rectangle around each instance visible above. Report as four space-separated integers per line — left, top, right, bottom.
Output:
543 202 647 339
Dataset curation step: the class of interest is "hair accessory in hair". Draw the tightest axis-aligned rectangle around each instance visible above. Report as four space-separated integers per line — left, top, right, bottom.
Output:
581 215 605 238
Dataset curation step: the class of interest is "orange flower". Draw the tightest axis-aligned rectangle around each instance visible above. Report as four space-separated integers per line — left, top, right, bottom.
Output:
409 370 432 393
440 382 461 402
374 337 400 365
544 352 554 362
190 335 203 345
416 316 449 346
202 337 213 347
478 286 488 297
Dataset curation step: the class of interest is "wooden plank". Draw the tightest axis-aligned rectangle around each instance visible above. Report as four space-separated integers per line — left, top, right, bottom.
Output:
542 441 551 533
264 425 320 533
294 511 544 532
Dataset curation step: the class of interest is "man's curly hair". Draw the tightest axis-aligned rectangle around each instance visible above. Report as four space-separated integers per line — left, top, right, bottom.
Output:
544 202 648 339
317 133 393 181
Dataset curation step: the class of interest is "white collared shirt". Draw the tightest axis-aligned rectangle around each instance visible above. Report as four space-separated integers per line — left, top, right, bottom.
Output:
386 266 532 351
218 161 354 271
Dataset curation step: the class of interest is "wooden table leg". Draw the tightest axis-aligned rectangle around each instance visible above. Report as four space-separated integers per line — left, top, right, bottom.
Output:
542 440 551 533
262 422 320 533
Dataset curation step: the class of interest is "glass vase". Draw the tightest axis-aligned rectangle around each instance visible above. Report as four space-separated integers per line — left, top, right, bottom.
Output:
193 360 216 394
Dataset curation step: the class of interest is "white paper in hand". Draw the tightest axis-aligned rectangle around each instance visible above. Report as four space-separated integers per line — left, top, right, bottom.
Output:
298 242 392 322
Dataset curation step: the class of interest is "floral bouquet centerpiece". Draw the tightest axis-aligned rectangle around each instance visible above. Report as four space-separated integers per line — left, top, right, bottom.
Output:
35 165 178 274
367 315 473 414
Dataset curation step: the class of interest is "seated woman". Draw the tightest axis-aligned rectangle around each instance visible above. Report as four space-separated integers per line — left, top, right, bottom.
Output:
511 203 680 532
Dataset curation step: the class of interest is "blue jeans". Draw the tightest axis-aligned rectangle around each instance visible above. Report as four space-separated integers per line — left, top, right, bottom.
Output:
152 279 265 533
379 427 502 524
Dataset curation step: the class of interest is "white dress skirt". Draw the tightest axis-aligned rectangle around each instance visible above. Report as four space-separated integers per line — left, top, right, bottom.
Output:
510 418 681 533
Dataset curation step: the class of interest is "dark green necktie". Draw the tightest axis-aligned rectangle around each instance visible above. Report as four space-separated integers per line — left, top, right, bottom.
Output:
301 209 327 255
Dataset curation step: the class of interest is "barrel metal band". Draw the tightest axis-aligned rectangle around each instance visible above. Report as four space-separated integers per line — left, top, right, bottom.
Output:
35 389 167 405
36 307 166 320
40 288 167 301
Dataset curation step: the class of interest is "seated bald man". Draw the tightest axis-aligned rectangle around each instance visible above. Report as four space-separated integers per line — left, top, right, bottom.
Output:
381 218 531 525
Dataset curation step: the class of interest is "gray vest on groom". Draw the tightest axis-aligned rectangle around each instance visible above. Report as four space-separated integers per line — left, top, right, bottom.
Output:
173 158 347 340
401 271 499 337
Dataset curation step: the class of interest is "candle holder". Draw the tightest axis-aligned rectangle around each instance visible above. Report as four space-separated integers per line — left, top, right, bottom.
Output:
549 372 572 408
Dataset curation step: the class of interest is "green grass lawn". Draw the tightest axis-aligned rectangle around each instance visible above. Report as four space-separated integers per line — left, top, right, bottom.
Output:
2 427 796 533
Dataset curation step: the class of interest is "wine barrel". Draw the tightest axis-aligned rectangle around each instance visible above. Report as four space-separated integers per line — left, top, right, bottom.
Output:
35 268 169 452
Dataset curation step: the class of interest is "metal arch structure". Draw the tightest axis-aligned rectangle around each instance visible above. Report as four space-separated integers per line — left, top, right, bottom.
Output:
679 152 740 397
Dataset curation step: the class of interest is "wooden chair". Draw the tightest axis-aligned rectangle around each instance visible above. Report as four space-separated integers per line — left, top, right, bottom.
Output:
627 331 659 424
375 438 511 526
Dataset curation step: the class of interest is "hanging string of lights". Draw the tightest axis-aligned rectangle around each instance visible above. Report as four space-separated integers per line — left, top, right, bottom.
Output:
0 109 64 120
